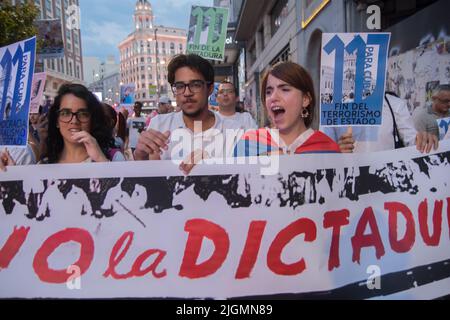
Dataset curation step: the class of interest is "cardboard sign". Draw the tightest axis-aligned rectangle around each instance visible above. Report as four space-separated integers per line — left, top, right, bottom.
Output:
0 37 36 146
320 33 390 127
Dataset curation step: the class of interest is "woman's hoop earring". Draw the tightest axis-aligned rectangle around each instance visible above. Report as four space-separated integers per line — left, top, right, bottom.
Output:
301 107 309 118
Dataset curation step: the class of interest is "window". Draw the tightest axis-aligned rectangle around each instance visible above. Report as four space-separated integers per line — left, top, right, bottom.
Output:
271 0 288 36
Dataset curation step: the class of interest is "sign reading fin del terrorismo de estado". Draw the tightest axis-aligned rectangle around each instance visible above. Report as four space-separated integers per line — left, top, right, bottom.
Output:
186 6 229 62
320 33 391 127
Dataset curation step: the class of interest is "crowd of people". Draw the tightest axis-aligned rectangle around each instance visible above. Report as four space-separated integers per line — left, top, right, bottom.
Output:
1 53 447 173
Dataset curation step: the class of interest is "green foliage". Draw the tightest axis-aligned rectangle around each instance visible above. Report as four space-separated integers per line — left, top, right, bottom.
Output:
0 1 40 47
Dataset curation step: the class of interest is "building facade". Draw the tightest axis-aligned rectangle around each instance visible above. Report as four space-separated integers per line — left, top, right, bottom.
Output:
11 0 85 100
118 0 187 109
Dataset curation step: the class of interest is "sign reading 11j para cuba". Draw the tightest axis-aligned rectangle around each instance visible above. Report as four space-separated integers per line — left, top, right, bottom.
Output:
320 33 390 127
187 6 229 61
0 37 36 146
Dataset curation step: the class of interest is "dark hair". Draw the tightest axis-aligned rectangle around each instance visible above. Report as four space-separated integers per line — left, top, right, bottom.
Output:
167 54 214 85
219 81 239 97
116 111 127 144
45 83 114 163
261 61 316 128
102 103 117 129
134 101 143 108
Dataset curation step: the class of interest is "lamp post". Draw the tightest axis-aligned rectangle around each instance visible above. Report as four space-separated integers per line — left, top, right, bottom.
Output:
154 27 160 105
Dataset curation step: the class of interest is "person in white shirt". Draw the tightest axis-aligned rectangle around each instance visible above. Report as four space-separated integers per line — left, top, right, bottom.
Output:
134 54 241 174
126 101 147 153
215 81 257 130
321 93 438 153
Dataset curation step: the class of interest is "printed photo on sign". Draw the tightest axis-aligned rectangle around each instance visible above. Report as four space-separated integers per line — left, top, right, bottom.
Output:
320 33 391 127
29 72 46 114
187 6 229 61
0 36 36 146
35 19 64 59
120 84 135 107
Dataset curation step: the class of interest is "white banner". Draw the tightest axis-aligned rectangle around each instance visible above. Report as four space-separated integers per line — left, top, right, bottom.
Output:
1 141 450 299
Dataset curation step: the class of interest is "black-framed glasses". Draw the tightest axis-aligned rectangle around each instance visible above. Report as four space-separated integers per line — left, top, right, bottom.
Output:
58 109 91 123
171 80 211 95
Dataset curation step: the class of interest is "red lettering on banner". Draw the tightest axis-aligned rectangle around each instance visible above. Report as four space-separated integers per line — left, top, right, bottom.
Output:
351 207 385 264
0 226 30 270
267 218 317 276
103 231 167 279
447 198 450 240
384 202 415 253
33 228 94 283
179 219 230 279
104 232 134 279
323 210 350 271
235 221 267 279
131 249 167 278
418 198 443 246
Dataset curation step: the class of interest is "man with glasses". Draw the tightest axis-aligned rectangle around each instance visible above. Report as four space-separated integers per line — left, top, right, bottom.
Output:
413 84 450 138
215 81 257 130
134 54 241 173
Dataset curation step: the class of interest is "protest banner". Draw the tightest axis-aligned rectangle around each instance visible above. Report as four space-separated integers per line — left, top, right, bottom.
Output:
35 19 64 59
437 117 450 140
187 6 229 61
0 140 449 299
29 72 46 114
320 33 391 127
0 36 36 147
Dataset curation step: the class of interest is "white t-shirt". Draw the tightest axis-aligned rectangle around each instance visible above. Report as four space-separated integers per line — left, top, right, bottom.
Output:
127 117 147 149
148 111 243 160
321 95 417 152
216 111 257 130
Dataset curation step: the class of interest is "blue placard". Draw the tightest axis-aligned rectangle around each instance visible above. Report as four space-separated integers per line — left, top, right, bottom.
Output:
437 117 450 140
0 37 36 146
208 82 220 107
320 33 391 127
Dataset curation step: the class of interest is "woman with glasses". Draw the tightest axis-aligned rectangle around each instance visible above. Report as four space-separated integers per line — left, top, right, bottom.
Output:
42 83 121 164
234 61 340 156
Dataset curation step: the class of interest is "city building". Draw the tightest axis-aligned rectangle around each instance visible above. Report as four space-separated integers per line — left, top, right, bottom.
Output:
118 0 187 109
10 0 85 100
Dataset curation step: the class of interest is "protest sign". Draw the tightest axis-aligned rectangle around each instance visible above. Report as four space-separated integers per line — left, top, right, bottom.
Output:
437 117 450 140
0 37 36 146
120 83 135 110
29 72 46 114
0 140 449 299
187 6 229 61
320 33 390 127
35 19 64 59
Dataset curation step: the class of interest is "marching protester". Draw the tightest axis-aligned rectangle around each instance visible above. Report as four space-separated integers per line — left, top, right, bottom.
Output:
322 92 439 153
215 81 257 130
126 101 147 155
412 84 450 139
134 53 241 174
234 61 340 156
102 103 127 161
38 83 124 164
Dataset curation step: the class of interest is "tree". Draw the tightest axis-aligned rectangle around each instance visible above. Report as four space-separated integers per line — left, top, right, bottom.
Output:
0 1 40 47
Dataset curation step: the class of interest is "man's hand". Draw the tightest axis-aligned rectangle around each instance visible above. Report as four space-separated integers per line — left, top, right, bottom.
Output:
134 129 170 160
337 127 355 153
0 149 16 172
179 149 209 175
415 131 439 154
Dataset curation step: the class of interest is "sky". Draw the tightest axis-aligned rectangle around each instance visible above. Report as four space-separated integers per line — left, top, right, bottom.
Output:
79 0 212 62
